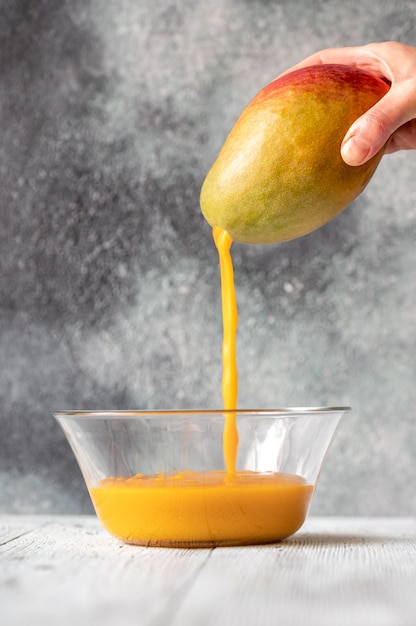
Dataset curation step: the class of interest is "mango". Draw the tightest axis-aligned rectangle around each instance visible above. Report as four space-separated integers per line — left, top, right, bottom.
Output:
200 64 390 244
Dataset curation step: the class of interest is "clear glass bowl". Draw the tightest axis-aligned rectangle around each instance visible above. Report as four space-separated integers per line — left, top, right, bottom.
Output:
54 407 349 547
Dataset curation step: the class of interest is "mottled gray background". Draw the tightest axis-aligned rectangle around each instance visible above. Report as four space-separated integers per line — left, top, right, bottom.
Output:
1 0 415 516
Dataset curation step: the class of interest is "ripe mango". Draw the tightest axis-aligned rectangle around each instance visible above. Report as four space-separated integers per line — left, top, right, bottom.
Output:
200 64 390 244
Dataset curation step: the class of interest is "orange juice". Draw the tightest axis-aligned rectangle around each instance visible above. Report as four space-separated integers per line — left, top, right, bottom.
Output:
89 470 314 547
89 226 313 546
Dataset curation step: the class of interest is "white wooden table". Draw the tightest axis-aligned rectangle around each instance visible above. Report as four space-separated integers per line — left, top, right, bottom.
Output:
1 515 415 626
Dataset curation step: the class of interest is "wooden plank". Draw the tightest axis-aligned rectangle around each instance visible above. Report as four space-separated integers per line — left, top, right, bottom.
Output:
0 515 211 626
0 514 51 546
171 517 416 626
1 516 415 626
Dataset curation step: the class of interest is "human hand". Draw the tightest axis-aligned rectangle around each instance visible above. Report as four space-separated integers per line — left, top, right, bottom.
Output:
282 42 416 166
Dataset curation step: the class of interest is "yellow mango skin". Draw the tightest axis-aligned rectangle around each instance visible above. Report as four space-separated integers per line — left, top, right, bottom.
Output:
200 64 390 244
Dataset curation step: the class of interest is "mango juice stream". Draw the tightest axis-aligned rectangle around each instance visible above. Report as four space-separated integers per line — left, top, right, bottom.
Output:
88 227 314 546
212 225 239 474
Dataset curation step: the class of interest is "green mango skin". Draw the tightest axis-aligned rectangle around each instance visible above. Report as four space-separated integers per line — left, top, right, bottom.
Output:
200 64 390 244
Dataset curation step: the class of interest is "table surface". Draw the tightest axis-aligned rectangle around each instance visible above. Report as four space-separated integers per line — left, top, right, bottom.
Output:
1 515 416 626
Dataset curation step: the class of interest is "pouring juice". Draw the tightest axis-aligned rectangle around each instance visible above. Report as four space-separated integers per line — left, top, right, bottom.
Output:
88 226 314 546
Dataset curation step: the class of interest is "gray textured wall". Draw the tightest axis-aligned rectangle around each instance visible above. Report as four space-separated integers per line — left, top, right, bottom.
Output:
1 0 415 516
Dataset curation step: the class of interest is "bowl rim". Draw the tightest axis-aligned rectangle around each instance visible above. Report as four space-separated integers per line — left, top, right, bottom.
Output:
53 407 351 419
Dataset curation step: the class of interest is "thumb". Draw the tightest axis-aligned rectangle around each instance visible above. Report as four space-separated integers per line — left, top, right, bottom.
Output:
341 81 416 166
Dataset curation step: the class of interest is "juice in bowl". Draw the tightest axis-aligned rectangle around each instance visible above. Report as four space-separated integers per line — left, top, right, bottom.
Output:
54 407 348 547
54 61 390 546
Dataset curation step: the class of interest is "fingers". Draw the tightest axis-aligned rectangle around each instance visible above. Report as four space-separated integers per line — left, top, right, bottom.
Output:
384 118 416 153
278 42 416 165
340 108 391 165
341 79 416 165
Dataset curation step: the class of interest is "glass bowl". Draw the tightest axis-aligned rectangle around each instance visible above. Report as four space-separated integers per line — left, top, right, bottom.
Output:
54 407 349 548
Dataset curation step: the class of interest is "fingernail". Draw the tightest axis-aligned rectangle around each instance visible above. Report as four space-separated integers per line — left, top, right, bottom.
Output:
341 133 371 166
